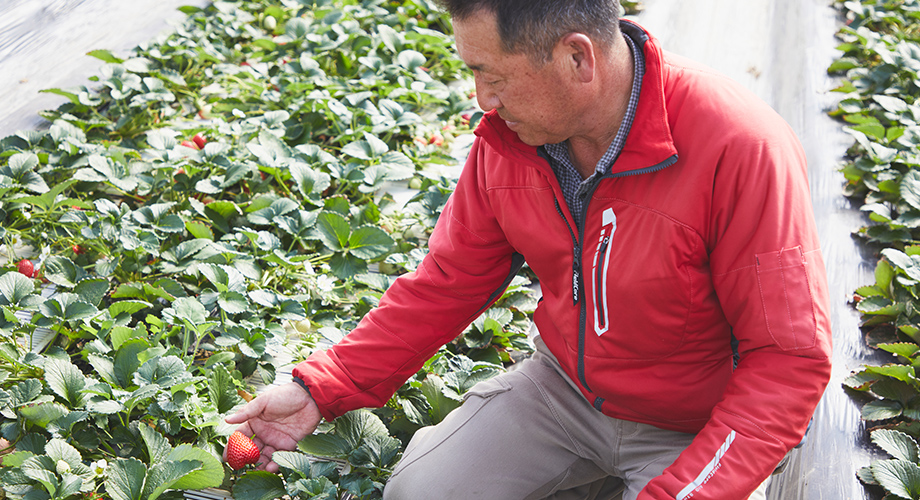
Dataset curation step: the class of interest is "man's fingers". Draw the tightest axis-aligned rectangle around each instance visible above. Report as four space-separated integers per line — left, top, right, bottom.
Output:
224 399 264 425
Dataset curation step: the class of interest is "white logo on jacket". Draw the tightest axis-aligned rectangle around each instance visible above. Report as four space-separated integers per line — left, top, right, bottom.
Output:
592 208 616 337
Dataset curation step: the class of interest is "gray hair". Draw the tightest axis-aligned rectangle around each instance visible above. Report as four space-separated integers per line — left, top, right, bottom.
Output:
438 0 622 64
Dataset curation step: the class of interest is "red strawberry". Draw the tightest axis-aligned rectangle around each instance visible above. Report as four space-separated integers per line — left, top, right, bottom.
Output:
180 140 199 150
16 259 33 278
192 133 207 149
72 245 85 255
226 431 259 470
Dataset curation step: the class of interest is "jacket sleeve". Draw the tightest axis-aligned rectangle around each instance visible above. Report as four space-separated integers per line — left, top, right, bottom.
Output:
639 118 832 499
292 137 519 421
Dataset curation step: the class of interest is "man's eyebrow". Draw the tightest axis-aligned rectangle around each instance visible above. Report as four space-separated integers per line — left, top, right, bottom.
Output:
467 63 485 72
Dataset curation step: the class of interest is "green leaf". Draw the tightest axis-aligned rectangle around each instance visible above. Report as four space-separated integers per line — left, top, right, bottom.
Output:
87 49 123 63
44 357 86 407
872 429 920 462
348 225 394 259
20 402 69 428
73 277 110 307
350 433 401 470
167 445 223 491
43 256 88 287
421 374 461 423
874 95 909 114
902 171 920 211
186 221 214 240
139 425 172 466
207 363 241 414
133 356 190 387
8 378 42 406
298 433 351 459
315 211 350 250
106 458 148 500
232 470 287 500
21 455 61 496
109 300 153 321
114 339 148 388
863 399 904 421
871 459 920 500
39 293 99 322
271 451 313 478
168 296 208 325
879 343 920 359
0 271 35 306
335 409 389 450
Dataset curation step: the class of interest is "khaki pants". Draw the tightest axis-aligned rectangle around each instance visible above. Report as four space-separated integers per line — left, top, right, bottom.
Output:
384 338 697 500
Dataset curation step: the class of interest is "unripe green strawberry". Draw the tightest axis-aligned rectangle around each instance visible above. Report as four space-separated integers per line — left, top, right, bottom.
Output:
226 431 260 470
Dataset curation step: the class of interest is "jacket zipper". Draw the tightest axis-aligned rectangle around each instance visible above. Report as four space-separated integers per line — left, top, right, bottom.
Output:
576 155 679 408
549 153 680 408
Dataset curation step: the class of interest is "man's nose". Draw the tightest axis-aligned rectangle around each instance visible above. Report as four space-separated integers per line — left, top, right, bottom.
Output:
476 86 500 112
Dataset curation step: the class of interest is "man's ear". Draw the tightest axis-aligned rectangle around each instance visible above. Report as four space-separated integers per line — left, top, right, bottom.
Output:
558 33 596 82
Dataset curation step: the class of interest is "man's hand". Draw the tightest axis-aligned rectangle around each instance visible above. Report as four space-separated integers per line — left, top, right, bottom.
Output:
224 381 322 473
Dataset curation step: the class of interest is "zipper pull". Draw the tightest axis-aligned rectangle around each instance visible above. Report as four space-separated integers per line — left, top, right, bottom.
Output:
572 243 581 305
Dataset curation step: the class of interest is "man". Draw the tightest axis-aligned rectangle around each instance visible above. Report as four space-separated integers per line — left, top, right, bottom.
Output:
226 0 833 498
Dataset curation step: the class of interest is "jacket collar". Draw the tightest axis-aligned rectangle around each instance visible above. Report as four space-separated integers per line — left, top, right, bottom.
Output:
473 20 677 177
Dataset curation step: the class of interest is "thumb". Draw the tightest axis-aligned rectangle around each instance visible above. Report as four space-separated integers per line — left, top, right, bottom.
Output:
224 397 265 425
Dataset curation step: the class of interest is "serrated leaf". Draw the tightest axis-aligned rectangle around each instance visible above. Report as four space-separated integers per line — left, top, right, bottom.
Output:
185 221 214 240
315 211 350 250
168 296 208 325
902 171 920 211
297 433 351 459
9 379 43 406
87 49 123 63
44 357 86 407
880 343 920 359
348 225 394 259
218 291 250 315
349 433 401 470
106 457 148 500
142 459 202 500
0 271 35 306
39 293 99 322
207 363 240 414
43 256 87 287
270 451 312 478
73 277 109 307
871 459 920 500
863 399 904 421
108 300 153 320
20 401 69 428
139 425 172 466
232 470 287 500
335 409 389 450
167 445 223 491
872 429 920 462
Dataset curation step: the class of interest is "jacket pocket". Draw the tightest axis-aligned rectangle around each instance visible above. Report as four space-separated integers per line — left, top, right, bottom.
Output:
755 247 817 351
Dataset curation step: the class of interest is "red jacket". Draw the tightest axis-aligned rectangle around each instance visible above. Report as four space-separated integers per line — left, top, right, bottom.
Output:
294 21 832 499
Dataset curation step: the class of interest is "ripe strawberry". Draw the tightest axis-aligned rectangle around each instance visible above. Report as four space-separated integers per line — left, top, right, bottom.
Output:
16 259 33 278
226 431 259 470
72 245 85 255
192 133 207 149
428 132 444 147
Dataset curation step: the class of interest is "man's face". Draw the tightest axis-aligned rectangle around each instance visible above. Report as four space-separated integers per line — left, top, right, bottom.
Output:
453 12 577 146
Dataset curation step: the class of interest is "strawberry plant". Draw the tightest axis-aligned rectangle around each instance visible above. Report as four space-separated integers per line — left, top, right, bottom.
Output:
0 0 537 498
830 0 920 497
